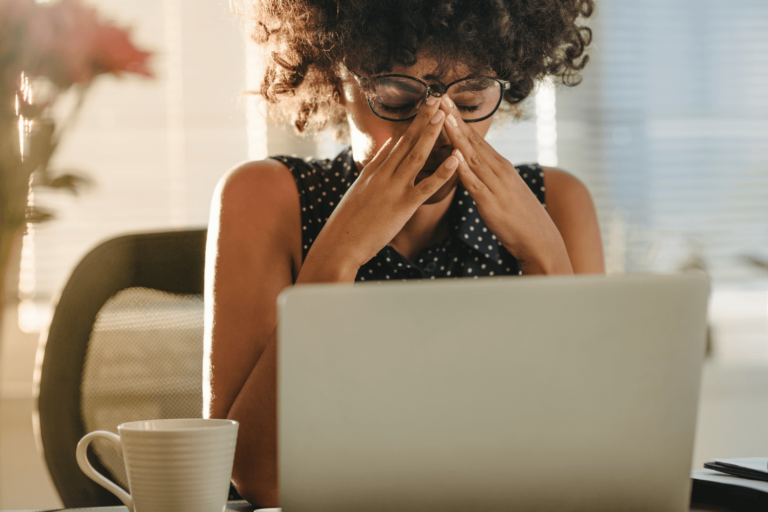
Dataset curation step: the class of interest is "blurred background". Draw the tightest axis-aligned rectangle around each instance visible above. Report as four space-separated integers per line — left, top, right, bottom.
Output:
1 0 767 508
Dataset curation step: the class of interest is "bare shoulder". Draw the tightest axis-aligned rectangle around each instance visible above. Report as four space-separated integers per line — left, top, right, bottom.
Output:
542 168 593 209
541 167 604 274
211 158 302 272
216 159 298 216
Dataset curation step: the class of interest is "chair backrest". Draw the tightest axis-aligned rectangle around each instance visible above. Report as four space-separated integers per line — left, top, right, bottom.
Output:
34 229 207 508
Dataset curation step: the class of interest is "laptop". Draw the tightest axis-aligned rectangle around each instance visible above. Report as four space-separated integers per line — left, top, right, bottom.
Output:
277 273 710 512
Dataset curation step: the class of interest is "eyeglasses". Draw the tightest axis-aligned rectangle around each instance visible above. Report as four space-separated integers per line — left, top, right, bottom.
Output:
348 70 511 123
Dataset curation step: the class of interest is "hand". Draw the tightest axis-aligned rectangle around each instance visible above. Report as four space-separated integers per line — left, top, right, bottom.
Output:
297 96 460 283
438 96 573 275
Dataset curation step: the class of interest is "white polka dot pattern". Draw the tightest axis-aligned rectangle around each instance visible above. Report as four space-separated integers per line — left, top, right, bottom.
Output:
270 148 547 281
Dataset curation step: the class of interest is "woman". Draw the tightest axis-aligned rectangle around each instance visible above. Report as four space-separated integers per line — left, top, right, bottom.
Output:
205 0 602 506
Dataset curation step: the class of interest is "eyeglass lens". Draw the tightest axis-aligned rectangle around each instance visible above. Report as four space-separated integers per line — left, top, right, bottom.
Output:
368 76 502 122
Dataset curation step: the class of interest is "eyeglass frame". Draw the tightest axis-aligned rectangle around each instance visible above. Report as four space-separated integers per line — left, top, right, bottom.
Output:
347 69 512 123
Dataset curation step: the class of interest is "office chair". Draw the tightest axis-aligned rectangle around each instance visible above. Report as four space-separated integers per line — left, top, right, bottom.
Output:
34 229 208 507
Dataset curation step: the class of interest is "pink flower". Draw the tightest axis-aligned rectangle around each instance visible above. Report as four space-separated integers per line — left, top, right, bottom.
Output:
16 0 153 87
91 24 153 78
0 0 32 28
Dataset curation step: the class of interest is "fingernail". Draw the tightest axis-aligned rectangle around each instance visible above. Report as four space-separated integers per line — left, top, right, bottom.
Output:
446 156 458 170
431 110 445 124
454 149 465 162
447 113 458 127
443 96 454 108
426 95 438 106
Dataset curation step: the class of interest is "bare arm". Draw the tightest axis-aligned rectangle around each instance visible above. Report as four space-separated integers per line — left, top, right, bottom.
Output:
543 168 605 274
204 159 303 507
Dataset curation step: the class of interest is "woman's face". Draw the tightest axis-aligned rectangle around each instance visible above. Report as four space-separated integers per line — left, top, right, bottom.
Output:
341 57 496 205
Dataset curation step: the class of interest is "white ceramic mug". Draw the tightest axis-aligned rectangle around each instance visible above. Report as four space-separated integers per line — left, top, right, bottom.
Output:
76 418 239 512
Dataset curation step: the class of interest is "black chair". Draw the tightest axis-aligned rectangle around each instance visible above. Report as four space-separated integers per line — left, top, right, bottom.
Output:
34 229 208 507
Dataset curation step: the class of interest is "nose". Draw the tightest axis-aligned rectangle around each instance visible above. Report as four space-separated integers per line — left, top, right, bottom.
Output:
435 122 450 147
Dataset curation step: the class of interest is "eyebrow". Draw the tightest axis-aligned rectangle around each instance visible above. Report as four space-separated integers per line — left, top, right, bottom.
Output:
451 79 489 93
421 73 486 88
384 79 424 95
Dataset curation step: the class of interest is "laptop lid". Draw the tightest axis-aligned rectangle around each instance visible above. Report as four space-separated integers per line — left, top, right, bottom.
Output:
278 273 710 512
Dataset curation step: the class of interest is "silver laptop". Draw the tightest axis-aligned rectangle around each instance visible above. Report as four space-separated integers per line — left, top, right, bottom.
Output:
277 273 709 512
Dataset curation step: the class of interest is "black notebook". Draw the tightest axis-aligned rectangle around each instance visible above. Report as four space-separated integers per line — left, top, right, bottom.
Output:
704 458 768 482
692 468 768 510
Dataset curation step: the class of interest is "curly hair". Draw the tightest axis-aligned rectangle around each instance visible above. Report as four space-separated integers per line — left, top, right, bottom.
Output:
242 0 594 134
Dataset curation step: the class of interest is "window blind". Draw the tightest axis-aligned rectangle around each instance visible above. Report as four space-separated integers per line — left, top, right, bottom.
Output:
556 0 768 281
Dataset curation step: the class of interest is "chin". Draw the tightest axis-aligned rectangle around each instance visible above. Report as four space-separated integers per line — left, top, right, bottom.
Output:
419 172 461 205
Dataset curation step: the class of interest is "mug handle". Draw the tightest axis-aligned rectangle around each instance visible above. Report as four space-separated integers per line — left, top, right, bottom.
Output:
76 431 134 512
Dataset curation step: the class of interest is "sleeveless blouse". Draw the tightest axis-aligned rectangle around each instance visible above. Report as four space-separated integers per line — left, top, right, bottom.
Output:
271 147 546 282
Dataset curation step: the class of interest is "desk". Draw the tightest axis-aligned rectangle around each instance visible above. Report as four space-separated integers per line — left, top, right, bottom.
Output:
29 500 738 512
34 502 259 512
34 508 730 512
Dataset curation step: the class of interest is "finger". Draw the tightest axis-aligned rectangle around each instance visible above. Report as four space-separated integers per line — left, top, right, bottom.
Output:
411 152 459 201
453 149 489 199
382 95 443 173
364 118 413 172
393 108 447 181
439 97 499 184
439 95 508 166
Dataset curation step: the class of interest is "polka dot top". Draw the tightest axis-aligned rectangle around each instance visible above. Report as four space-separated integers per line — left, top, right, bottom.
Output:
271 147 546 282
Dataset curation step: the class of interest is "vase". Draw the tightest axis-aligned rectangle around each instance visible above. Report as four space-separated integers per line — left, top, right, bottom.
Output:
0 80 36 335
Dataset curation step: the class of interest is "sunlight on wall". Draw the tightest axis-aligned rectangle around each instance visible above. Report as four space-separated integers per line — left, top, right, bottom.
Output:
164 0 187 227
246 35 268 161
535 77 558 167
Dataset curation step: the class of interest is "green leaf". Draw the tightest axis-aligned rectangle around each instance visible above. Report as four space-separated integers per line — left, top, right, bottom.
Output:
25 206 55 224
36 170 92 195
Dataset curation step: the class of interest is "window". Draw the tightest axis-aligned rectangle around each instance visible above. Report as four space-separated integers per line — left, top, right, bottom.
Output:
15 0 250 331
556 0 768 361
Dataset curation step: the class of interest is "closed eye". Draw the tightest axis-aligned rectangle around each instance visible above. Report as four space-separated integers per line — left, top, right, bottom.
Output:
379 102 418 113
456 104 481 113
